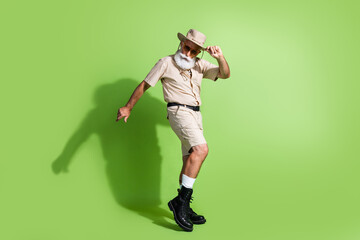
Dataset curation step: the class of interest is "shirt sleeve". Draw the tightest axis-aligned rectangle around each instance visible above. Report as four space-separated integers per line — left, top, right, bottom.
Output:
144 58 167 87
202 60 220 81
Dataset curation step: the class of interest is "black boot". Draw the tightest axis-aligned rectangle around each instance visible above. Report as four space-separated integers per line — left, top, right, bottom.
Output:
177 188 206 224
168 187 193 232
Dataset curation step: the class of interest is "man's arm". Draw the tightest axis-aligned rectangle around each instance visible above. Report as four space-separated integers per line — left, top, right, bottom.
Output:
116 80 151 123
205 46 230 79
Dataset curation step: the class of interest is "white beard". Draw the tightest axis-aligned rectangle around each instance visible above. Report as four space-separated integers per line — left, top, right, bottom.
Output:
174 49 196 70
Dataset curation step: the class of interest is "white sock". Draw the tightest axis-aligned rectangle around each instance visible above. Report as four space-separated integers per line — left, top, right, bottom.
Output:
181 174 196 189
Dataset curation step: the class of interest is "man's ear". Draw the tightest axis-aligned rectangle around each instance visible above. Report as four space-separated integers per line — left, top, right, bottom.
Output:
178 41 183 51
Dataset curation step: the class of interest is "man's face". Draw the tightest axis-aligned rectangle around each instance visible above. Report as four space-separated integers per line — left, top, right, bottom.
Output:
181 40 202 59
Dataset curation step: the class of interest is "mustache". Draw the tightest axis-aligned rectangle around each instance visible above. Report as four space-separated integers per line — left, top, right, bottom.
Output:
179 52 192 62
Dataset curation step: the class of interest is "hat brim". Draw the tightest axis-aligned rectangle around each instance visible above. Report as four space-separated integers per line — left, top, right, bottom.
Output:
177 32 206 50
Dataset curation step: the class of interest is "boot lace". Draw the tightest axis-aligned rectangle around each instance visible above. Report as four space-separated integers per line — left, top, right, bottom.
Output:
188 196 196 215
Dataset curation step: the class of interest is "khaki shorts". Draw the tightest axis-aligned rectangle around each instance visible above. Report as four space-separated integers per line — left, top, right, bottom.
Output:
167 106 207 156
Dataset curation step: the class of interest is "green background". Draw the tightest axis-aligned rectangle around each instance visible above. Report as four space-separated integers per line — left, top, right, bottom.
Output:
1 0 360 239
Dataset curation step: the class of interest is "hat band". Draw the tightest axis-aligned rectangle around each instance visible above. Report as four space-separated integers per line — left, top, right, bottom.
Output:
188 37 204 47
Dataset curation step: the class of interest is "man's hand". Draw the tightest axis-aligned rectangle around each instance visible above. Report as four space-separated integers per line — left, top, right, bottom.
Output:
116 106 131 123
205 46 223 59
206 45 230 79
115 81 150 123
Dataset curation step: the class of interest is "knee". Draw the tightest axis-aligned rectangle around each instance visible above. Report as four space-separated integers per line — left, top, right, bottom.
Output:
192 144 209 159
201 144 209 157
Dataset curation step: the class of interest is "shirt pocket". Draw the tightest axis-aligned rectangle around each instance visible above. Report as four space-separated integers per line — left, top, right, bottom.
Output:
192 72 202 90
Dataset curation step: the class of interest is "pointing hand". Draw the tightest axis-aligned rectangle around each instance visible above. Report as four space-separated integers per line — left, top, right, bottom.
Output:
116 106 131 123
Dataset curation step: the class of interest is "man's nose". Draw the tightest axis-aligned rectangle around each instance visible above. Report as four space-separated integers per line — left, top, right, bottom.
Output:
185 51 191 58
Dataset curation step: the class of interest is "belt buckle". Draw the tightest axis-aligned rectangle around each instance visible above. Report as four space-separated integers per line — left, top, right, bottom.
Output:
184 104 191 111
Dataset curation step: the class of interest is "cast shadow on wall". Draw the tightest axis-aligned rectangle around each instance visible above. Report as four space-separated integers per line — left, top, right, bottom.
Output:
51 78 180 231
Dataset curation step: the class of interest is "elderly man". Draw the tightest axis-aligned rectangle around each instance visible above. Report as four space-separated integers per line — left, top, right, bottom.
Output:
116 29 230 231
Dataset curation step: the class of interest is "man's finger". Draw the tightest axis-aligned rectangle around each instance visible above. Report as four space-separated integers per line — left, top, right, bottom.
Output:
116 114 125 121
124 116 128 123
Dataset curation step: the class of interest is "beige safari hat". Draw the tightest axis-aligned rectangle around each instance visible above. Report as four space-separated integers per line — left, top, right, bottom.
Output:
177 29 207 50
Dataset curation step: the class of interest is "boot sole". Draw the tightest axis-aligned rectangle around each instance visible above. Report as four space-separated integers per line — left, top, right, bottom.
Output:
168 201 193 232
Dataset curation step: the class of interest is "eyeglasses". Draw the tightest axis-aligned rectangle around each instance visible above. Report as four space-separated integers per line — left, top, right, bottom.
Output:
183 44 201 56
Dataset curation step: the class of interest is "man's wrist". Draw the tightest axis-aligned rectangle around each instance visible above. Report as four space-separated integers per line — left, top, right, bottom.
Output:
125 104 133 110
216 55 225 61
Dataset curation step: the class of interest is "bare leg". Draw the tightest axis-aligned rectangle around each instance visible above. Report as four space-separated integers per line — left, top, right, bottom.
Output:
183 143 209 179
179 155 190 186
173 144 208 227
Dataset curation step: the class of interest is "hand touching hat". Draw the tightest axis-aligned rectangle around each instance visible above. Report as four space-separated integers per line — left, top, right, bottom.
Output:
205 46 223 59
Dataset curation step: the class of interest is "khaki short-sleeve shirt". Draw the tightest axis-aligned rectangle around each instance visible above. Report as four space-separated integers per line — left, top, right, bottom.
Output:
144 54 220 106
